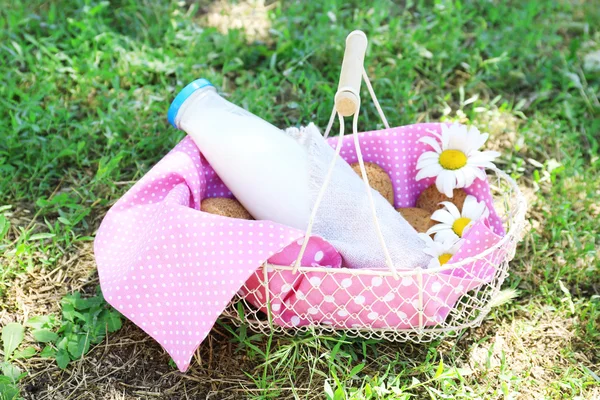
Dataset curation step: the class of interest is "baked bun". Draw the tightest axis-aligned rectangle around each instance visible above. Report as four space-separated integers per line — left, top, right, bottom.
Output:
416 185 467 213
350 162 394 205
397 207 435 233
200 198 254 220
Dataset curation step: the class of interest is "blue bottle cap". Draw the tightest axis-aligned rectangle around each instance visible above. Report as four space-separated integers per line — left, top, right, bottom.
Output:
167 78 214 128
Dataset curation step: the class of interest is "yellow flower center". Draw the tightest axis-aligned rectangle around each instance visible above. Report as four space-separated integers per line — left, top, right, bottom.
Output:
438 253 453 265
452 217 471 237
439 149 467 170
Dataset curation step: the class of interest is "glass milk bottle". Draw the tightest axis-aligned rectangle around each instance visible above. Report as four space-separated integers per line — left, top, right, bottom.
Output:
168 79 310 230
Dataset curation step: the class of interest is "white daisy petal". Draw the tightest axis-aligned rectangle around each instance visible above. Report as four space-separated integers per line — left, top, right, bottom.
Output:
453 136 472 154
465 127 483 150
461 195 489 223
416 156 441 170
431 208 455 225
423 248 438 258
474 202 487 220
434 229 459 243
462 169 478 187
442 178 455 198
467 207 482 222
470 150 499 160
454 168 467 188
468 151 500 166
472 167 487 181
418 136 442 153
464 126 476 142
474 132 489 150
462 195 478 212
470 161 497 170
450 241 465 253
434 175 445 195
439 201 461 219
418 233 434 244
446 132 460 150
426 224 451 235
482 205 490 219
428 258 441 269
441 128 450 149
448 125 468 150
436 170 456 198
416 160 441 173
416 163 443 180
417 151 441 162
427 128 443 142
462 220 476 235
475 202 489 221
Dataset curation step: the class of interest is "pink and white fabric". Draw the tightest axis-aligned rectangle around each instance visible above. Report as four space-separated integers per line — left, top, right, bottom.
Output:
94 122 504 372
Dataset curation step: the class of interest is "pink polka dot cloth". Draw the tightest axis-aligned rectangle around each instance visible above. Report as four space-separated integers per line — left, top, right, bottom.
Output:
94 122 505 372
94 136 340 372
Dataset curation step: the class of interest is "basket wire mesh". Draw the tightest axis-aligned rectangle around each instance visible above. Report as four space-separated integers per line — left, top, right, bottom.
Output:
221 61 527 341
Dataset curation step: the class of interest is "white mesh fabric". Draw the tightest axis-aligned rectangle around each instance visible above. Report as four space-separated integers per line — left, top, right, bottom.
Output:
285 123 431 270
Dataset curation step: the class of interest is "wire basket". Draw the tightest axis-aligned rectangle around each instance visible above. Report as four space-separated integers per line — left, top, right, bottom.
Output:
221 31 528 342
223 166 526 342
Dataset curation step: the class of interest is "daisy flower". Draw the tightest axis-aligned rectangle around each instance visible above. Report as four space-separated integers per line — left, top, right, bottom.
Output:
416 123 500 197
426 195 489 243
419 233 463 269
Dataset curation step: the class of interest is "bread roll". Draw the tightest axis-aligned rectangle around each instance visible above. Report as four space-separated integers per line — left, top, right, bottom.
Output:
397 207 436 233
416 185 467 213
350 162 394 205
201 198 254 220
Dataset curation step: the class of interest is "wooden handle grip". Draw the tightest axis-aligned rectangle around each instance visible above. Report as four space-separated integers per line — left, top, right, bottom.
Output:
335 30 368 117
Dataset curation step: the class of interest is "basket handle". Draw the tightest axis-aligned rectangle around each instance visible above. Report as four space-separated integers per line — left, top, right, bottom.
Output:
293 31 398 278
334 30 368 117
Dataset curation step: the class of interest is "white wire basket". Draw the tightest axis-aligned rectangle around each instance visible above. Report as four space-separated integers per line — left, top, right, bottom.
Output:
223 167 526 342
221 31 527 342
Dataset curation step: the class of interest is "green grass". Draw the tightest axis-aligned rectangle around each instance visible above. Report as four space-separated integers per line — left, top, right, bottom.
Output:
1 0 599 398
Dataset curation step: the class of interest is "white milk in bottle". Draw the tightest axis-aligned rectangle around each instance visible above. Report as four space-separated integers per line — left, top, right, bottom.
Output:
168 79 310 230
